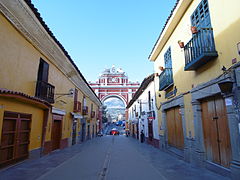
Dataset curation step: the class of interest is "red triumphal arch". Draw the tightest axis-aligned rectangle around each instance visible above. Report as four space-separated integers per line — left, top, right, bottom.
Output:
89 65 140 107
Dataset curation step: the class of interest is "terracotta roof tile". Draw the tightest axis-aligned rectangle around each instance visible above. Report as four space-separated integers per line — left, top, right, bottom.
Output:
23 0 100 103
148 0 180 59
0 88 51 106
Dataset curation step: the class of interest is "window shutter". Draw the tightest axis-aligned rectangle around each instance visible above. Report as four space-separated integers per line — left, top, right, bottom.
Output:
191 0 211 28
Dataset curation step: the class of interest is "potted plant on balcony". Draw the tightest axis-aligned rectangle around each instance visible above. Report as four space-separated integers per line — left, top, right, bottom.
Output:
178 40 184 48
191 26 198 34
159 66 165 71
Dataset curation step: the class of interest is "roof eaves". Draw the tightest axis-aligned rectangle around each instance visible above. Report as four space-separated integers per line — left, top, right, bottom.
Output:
126 74 154 109
24 0 101 105
148 0 180 61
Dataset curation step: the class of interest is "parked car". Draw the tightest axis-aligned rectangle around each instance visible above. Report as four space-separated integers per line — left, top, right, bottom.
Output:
110 128 119 135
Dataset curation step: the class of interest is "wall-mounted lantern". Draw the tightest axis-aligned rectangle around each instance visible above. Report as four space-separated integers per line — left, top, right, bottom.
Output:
218 80 233 94
237 42 240 55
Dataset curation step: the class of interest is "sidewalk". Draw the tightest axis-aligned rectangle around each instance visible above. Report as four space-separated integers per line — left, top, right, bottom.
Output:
0 139 96 180
127 137 230 180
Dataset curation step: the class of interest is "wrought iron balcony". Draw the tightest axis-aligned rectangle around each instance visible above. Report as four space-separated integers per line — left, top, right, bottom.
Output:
35 80 55 103
159 68 173 91
184 28 218 71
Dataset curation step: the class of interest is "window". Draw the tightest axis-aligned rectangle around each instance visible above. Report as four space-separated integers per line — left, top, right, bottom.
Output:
191 0 211 28
164 47 172 69
35 58 54 103
159 47 173 91
37 58 49 82
148 91 151 111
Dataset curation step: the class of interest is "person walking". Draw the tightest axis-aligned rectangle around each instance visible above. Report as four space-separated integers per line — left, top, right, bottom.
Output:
140 130 145 143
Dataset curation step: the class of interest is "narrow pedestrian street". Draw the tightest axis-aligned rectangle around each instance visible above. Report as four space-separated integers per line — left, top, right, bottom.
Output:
0 135 228 180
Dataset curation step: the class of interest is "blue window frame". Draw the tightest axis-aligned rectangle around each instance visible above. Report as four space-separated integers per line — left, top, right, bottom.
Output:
191 0 211 28
159 47 173 91
164 47 172 69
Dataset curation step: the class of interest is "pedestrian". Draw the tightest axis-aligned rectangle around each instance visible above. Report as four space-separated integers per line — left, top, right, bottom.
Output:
140 130 145 143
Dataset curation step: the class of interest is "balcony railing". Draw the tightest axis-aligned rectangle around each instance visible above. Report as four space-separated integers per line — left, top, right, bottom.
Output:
82 106 88 115
35 80 55 103
159 68 173 91
184 28 218 71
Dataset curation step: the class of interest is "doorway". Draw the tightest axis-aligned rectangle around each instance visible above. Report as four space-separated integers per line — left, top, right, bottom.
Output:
201 96 232 167
166 106 184 150
72 120 77 145
81 123 85 142
0 111 31 168
51 114 62 151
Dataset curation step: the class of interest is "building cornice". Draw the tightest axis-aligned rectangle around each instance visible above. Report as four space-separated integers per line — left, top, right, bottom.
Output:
149 0 193 61
0 0 101 106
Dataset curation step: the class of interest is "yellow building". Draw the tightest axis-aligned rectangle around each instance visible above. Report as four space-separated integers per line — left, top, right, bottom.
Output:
0 0 101 168
149 0 240 178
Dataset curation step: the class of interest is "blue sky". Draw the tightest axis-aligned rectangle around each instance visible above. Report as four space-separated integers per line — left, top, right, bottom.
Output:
31 0 176 82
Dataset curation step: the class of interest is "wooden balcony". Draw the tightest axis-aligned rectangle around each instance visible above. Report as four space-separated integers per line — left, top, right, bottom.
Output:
159 68 173 91
82 106 88 115
91 111 95 118
35 80 55 103
73 101 81 113
184 28 218 71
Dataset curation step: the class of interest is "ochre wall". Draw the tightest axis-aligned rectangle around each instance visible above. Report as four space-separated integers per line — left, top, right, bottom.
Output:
0 97 44 151
154 0 240 138
0 12 100 147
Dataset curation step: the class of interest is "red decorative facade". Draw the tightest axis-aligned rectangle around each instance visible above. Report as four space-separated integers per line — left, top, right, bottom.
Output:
89 66 140 106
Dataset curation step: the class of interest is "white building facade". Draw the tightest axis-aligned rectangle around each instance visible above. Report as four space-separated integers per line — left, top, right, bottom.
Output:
127 74 159 147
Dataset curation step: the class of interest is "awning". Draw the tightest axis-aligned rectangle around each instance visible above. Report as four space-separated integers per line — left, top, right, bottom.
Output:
71 112 83 119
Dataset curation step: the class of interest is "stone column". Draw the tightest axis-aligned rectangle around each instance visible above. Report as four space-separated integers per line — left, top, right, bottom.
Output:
192 100 205 167
180 103 189 162
159 109 167 150
223 94 240 179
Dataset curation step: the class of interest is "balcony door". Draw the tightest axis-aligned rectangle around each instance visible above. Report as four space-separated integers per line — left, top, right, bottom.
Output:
191 0 211 29
35 58 55 103
37 58 49 82
164 47 172 70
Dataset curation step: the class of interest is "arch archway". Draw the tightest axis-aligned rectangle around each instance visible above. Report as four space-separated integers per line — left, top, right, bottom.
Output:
101 95 126 122
101 94 127 107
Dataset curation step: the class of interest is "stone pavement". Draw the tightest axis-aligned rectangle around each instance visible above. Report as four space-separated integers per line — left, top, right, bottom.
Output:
126 137 230 180
0 140 94 180
0 136 230 180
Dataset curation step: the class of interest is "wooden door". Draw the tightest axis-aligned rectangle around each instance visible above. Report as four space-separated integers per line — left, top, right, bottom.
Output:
52 120 61 151
72 121 77 145
174 107 184 149
81 123 85 142
0 112 31 168
201 96 231 167
148 120 153 141
166 107 184 150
